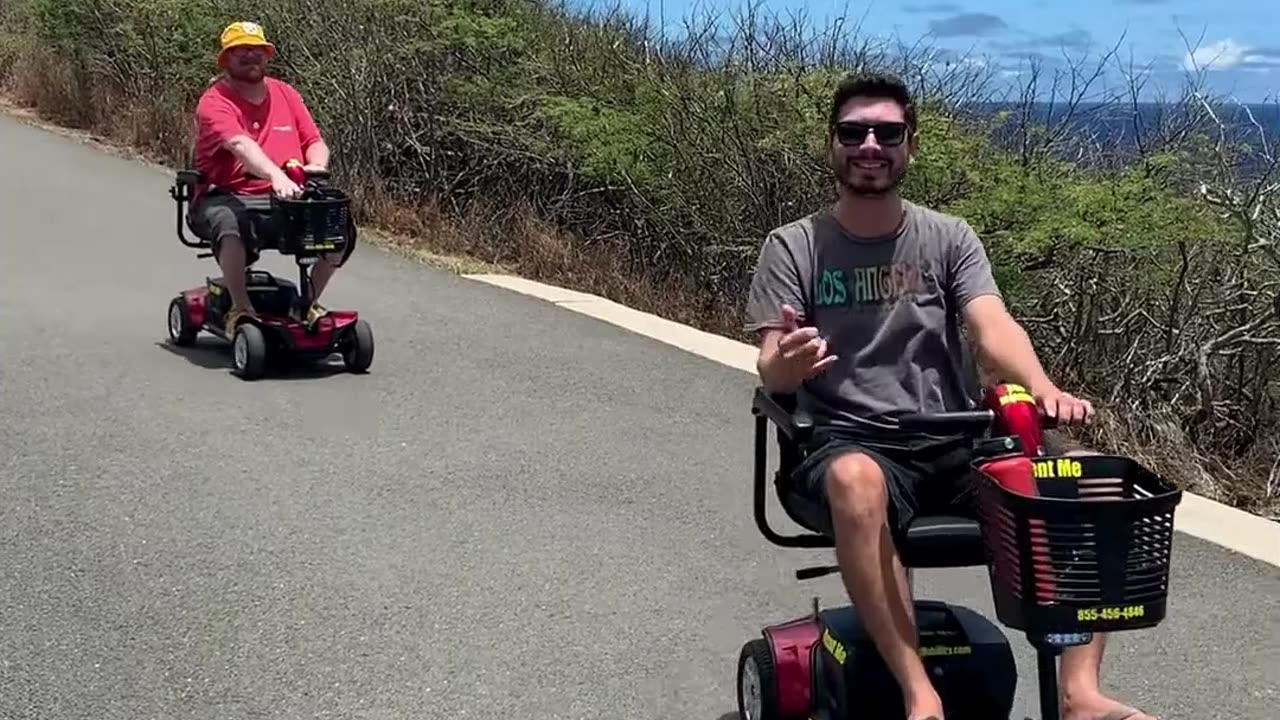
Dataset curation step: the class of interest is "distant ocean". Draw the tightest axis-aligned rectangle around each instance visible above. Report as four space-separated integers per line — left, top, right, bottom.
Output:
962 101 1280 174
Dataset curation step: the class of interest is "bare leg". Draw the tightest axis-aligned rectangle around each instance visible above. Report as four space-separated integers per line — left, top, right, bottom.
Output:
217 233 254 311
1060 634 1154 720
307 252 343 304
1054 446 1155 720
826 453 941 720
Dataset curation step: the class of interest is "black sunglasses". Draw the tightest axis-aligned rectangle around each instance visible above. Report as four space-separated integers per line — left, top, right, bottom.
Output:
833 121 910 147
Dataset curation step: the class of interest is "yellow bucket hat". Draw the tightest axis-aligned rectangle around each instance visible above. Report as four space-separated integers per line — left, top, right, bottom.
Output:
217 21 275 64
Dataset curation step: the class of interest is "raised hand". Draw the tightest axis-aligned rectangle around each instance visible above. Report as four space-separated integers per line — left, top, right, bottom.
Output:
775 303 837 379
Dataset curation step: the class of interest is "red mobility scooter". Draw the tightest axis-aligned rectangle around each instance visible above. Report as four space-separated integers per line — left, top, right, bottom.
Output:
738 383 1183 720
166 161 373 380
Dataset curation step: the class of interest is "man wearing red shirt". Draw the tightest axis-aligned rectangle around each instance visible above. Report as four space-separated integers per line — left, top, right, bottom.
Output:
188 21 345 333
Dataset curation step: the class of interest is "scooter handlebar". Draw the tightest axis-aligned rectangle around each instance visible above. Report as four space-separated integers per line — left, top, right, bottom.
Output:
897 410 997 434
896 408 1059 434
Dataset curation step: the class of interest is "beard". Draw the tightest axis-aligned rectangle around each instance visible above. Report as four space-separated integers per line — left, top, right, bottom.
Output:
226 64 265 83
831 153 906 196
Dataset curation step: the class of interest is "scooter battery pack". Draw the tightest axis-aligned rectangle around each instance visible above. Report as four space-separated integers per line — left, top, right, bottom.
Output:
207 274 298 318
809 600 1017 720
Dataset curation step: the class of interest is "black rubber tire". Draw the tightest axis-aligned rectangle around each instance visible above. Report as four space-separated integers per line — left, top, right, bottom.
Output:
342 319 374 373
232 323 268 380
167 297 197 346
737 638 780 720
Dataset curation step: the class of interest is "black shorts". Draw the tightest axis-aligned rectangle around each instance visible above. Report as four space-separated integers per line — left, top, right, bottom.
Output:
187 192 280 266
784 426 1073 548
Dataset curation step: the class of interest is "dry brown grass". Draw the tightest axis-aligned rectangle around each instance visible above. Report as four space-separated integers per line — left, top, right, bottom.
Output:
1069 407 1280 515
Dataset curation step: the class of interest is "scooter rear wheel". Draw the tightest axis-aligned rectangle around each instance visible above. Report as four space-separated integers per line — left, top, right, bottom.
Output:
737 638 779 720
167 297 197 346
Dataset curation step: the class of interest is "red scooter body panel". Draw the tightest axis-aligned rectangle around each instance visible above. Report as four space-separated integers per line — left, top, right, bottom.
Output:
763 614 821 718
182 287 209 329
267 311 359 352
978 383 1057 601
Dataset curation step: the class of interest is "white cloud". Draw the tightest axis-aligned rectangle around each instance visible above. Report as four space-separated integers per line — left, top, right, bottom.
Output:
1183 39 1248 71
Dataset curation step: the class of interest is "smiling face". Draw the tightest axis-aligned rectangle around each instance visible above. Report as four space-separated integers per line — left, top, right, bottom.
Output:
221 45 269 84
826 95 916 198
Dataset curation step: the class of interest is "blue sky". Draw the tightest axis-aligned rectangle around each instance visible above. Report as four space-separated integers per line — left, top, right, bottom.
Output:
576 0 1279 102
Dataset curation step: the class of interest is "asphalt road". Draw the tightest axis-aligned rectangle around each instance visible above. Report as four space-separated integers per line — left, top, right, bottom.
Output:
1 112 1277 720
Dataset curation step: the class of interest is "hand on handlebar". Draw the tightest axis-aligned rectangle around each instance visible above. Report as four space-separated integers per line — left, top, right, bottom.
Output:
1033 385 1094 426
773 304 838 380
272 173 303 199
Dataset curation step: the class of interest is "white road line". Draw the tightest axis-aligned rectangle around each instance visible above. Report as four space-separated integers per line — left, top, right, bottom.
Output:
464 272 1280 568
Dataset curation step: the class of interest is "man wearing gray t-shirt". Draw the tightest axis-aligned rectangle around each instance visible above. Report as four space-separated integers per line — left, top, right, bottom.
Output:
745 73 1154 720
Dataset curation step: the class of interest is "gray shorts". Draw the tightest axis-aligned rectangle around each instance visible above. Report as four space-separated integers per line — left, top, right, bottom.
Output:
187 192 280 266
784 426 1074 548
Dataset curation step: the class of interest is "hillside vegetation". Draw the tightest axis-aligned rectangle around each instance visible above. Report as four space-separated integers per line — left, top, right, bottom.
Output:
1 0 1277 517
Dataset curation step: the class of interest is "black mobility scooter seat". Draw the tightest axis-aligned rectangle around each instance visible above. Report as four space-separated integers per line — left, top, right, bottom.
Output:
752 386 987 567
899 514 985 568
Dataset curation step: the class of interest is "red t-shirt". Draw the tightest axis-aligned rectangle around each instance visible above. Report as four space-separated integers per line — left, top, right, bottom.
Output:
192 77 321 198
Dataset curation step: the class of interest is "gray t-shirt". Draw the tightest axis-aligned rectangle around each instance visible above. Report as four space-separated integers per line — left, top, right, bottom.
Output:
744 201 1000 437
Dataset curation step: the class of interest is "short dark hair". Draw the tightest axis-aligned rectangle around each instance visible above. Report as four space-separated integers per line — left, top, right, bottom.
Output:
827 72 917 130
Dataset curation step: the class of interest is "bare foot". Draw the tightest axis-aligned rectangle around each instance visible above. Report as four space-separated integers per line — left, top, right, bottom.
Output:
1062 692 1155 720
905 687 945 720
